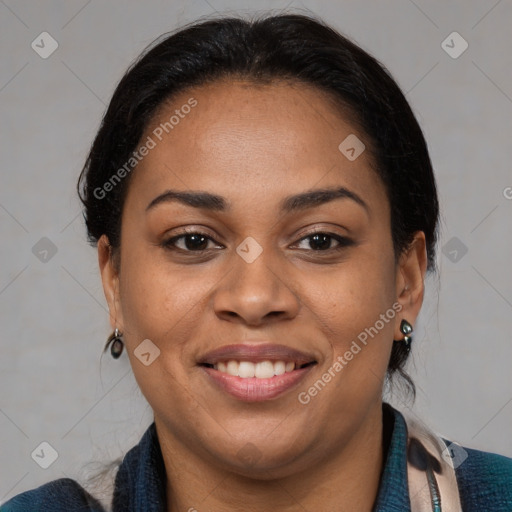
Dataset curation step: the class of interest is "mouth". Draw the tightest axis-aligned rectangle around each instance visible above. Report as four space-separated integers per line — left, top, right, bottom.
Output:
197 343 318 401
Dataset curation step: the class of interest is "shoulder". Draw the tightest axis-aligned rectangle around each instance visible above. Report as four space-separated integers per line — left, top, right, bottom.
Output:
392 405 512 510
452 442 512 511
1 477 106 512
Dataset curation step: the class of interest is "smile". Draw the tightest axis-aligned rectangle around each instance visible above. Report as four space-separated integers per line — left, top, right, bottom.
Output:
197 343 318 401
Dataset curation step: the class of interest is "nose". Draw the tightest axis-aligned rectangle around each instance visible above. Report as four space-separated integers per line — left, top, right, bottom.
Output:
212 242 301 326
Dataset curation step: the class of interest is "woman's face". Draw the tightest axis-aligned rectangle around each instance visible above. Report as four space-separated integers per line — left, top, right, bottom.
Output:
99 79 425 476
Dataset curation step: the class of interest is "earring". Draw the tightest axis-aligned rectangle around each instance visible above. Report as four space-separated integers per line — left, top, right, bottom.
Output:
399 319 413 350
105 328 124 359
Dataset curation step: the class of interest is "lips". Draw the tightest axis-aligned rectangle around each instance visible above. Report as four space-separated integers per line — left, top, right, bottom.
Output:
197 343 317 402
197 343 316 366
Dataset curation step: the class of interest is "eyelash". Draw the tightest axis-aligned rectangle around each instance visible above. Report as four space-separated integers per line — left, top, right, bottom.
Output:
160 228 354 254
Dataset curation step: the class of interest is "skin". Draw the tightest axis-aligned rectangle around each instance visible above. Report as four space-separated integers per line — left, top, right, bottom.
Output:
99 79 427 512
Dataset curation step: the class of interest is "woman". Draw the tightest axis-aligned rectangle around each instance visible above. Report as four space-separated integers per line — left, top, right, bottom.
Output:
3 12 511 512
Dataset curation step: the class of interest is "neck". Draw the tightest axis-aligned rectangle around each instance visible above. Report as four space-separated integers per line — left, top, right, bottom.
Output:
158 404 386 512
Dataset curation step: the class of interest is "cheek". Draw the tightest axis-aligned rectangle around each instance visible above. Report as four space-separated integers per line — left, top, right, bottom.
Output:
329 295 396 381
117 244 194 342
117 242 221 371
116 249 200 405
317 240 397 371
326 251 395 313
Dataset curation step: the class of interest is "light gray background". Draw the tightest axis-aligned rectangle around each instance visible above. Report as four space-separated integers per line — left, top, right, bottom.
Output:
1 0 511 504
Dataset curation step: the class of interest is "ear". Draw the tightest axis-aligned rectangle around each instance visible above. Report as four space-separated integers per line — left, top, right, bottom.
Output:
394 231 427 340
98 234 124 332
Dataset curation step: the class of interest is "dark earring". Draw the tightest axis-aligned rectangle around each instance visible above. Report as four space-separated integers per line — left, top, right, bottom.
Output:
105 328 124 359
398 319 413 351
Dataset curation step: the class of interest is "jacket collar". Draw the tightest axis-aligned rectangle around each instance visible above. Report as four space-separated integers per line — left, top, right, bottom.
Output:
112 420 167 511
373 403 411 511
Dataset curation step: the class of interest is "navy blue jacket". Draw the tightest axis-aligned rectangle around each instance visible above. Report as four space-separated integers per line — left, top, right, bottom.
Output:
2 405 511 511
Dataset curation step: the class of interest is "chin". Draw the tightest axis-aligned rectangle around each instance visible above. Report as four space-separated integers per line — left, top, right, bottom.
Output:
207 433 314 478
224 450 310 480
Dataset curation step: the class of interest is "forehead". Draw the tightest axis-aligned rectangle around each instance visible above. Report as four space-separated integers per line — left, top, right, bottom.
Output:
125 79 387 217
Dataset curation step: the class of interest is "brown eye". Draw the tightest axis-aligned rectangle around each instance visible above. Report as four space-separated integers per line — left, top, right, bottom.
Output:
161 231 222 252
295 232 354 252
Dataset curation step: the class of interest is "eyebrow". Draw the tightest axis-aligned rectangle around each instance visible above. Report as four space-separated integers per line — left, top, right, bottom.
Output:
146 186 369 215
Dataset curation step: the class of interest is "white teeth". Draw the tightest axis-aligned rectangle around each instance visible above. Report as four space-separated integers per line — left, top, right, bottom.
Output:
226 360 239 377
274 361 286 376
238 361 255 378
254 360 274 379
213 360 299 378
